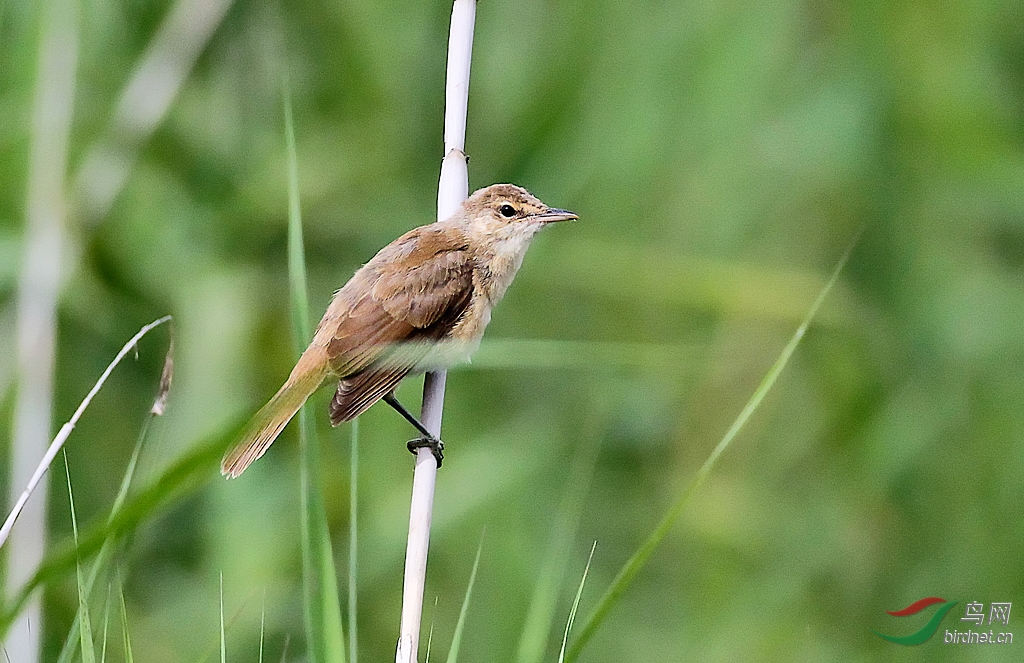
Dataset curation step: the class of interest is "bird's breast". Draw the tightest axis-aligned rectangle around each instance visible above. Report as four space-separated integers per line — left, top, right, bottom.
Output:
413 297 489 372
413 222 542 373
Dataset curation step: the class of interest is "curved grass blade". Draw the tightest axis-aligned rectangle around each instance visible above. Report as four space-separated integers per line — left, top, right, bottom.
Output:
565 236 860 662
57 333 173 663
0 315 172 550
558 542 596 663
445 535 484 663
1 430 230 635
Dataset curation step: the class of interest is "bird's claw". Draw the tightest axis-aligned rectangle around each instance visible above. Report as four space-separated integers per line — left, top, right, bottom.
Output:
407 436 444 468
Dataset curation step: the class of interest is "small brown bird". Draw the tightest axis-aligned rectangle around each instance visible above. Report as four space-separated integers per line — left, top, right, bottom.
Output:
221 183 576 477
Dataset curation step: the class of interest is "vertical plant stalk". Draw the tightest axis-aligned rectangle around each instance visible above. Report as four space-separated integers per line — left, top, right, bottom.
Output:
63 451 96 663
395 2 476 661
219 572 226 663
283 79 347 663
349 419 359 663
6 0 79 660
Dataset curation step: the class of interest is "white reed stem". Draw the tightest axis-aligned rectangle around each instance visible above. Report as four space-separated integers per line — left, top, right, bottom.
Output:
0 316 172 551
5 1 79 659
395 2 476 661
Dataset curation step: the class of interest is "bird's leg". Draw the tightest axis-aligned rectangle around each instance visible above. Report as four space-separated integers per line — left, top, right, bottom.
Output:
382 391 444 467
381 392 435 439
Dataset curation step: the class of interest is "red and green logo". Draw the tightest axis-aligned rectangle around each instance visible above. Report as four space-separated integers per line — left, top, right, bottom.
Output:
872 597 959 645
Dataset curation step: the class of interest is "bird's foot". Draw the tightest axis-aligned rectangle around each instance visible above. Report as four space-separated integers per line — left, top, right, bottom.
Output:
407 436 444 468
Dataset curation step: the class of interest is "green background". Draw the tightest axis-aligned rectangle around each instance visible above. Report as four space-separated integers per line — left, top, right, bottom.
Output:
1 0 1023 660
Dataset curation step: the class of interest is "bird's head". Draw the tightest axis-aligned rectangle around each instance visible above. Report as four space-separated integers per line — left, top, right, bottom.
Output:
460 184 577 233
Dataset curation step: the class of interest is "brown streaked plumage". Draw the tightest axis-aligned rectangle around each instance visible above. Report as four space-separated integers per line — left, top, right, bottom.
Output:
221 183 576 477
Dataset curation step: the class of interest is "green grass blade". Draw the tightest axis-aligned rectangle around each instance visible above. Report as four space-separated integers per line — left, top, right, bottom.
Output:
100 584 111 663
259 590 266 663
565 237 859 662
2 428 230 634
515 438 599 663
118 580 134 663
196 597 259 663
298 404 347 663
64 451 96 663
219 572 226 663
283 72 346 663
424 597 438 663
558 542 596 663
445 534 484 663
56 410 157 663
348 418 359 663
312 482 346 662
54 331 171 662
283 71 309 340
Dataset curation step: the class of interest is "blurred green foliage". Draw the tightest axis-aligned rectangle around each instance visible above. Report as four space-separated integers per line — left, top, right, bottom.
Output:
2 0 1024 661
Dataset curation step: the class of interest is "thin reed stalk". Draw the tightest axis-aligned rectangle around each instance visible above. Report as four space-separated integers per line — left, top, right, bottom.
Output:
6 0 79 660
349 419 360 663
282 75 347 663
1 316 172 550
396 2 476 661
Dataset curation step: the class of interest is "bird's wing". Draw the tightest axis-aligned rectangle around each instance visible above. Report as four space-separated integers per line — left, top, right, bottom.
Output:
323 225 475 423
329 363 413 425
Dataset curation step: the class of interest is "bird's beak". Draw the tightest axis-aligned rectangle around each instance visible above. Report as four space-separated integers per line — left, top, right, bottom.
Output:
533 208 578 223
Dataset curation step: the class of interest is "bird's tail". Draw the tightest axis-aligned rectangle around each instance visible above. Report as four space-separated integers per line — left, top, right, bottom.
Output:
221 352 328 478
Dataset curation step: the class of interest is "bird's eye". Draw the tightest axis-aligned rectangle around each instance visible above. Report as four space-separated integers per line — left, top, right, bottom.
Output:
499 204 516 218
